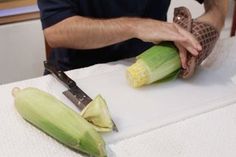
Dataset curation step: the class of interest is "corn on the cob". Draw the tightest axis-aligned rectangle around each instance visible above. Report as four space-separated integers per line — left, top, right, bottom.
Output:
81 95 113 132
127 42 181 88
12 87 107 157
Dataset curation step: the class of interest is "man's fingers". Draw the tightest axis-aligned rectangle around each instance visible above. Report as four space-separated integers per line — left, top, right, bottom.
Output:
174 24 201 56
180 42 199 56
175 42 187 69
174 24 202 51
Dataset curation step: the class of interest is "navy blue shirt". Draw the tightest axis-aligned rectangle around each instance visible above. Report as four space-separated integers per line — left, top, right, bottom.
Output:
38 0 202 71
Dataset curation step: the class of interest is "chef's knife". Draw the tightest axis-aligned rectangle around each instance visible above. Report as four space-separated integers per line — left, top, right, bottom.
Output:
44 61 118 132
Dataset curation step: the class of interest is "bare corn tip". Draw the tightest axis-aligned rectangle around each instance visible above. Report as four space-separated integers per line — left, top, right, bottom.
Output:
12 87 21 97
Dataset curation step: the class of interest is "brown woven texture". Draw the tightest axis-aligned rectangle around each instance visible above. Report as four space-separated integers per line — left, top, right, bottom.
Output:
173 7 219 78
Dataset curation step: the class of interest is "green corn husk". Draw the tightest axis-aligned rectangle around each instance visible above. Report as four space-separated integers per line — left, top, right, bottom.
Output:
127 42 181 88
81 95 114 132
12 87 107 157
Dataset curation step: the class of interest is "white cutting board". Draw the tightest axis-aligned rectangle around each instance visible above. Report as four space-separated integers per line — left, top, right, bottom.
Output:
72 38 236 143
77 67 236 143
0 38 236 156
70 37 236 143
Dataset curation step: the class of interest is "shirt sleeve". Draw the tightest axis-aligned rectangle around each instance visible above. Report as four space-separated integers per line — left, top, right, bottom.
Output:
196 0 204 4
37 0 77 29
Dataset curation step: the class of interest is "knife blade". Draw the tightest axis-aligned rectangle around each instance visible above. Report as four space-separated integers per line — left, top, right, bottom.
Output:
44 61 118 132
44 61 91 110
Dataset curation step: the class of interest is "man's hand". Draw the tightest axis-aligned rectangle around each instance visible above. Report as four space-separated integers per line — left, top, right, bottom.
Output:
174 0 228 69
134 19 202 69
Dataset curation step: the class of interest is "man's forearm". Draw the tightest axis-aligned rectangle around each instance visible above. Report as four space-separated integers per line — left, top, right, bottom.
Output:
44 14 201 57
44 16 138 49
204 0 228 15
199 0 228 30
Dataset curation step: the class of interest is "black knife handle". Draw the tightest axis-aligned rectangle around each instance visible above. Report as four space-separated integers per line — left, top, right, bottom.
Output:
44 61 76 88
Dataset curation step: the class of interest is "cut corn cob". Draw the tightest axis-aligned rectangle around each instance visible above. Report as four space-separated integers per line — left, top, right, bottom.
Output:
12 87 107 157
127 42 181 88
81 95 114 132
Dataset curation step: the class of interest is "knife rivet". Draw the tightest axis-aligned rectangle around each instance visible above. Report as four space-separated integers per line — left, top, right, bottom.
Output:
80 98 84 101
